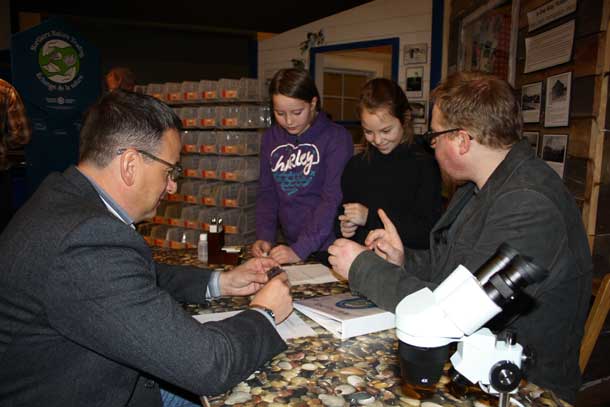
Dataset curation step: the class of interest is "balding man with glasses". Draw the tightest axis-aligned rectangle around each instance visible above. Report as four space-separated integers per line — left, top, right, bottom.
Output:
328 71 591 403
0 90 292 407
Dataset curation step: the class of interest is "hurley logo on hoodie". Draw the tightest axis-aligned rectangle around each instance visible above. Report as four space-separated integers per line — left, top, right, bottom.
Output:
270 143 320 195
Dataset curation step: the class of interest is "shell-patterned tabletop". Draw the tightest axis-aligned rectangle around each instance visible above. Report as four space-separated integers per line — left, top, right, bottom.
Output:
153 248 572 407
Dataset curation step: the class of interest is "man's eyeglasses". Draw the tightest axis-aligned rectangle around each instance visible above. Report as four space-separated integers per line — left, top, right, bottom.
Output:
420 128 462 144
117 148 183 182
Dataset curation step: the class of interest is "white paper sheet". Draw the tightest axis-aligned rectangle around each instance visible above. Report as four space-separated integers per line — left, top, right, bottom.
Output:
192 310 316 340
282 264 340 286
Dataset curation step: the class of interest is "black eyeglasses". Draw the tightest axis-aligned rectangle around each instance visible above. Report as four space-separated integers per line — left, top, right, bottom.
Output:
420 128 462 144
117 148 183 182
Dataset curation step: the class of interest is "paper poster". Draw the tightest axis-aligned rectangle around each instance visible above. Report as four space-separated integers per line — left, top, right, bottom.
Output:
525 20 574 73
544 71 572 127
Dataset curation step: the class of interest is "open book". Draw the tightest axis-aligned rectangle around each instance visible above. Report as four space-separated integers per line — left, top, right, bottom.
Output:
294 293 395 340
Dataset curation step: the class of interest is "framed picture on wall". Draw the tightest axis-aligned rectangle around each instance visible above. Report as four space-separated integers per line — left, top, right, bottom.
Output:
541 134 568 178
405 66 424 99
403 44 428 65
544 71 572 128
410 100 428 124
521 82 542 123
523 131 540 156
457 0 519 84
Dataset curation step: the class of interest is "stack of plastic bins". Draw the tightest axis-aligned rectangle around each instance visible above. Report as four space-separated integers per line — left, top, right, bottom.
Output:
219 106 244 128
180 108 198 129
180 205 202 230
181 130 200 154
199 80 219 101
166 82 183 103
180 180 206 204
198 131 218 154
240 78 261 101
219 182 257 208
151 224 171 247
219 78 241 100
153 201 170 224
198 207 222 232
217 132 260 155
245 106 271 128
197 106 218 128
182 81 201 102
219 156 259 182
181 155 202 179
199 182 222 206
146 83 165 101
199 156 220 180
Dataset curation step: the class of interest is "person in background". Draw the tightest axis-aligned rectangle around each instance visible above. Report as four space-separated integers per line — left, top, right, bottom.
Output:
105 66 136 92
0 90 292 407
252 68 353 265
338 78 441 249
328 71 591 403
0 78 31 232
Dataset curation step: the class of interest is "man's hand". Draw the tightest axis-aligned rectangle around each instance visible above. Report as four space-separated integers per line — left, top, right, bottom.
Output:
219 257 279 296
327 238 368 280
338 215 358 238
342 203 369 226
269 245 301 265
250 272 293 324
364 209 405 266
251 240 272 257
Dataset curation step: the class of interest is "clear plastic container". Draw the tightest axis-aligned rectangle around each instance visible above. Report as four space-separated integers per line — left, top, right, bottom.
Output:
133 85 146 94
198 156 220 179
197 106 218 128
219 78 241 100
181 155 203 178
153 201 170 224
199 80 219 100
151 224 171 247
219 182 257 208
166 82 183 103
164 203 194 227
219 207 256 235
218 156 259 182
146 83 165 101
180 107 198 129
198 131 218 154
181 130 200 153
240 78 261 101
180 180 207 204
182 81 201 102
199 182 223 206
166 227 199 249
217 131 261 155
181 205 203 229
219 106 245 128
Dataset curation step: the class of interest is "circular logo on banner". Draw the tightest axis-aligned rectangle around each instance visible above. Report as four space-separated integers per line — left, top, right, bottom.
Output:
38 39 80 84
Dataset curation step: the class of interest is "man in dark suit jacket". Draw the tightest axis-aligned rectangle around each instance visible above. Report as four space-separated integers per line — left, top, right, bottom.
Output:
0 90 293 407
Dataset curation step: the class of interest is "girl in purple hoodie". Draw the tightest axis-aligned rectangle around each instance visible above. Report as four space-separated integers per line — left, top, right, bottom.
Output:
252 68 353 264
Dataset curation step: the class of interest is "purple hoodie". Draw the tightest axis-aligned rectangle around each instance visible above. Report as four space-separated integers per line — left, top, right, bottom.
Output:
256 112 353 259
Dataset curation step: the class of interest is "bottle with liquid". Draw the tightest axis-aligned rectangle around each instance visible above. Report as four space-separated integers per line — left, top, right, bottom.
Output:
198 233 208 264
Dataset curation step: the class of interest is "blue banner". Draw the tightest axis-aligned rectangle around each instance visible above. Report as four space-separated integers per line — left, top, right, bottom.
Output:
11 18 100 193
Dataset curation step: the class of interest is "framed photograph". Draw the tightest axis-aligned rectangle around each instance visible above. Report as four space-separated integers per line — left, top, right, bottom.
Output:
541 134 568 178
523 131 540 156
521 82 542 123
410 100 428 124
403 43 428 65
544 71 572 127
405 66 424 99
458 0 519 84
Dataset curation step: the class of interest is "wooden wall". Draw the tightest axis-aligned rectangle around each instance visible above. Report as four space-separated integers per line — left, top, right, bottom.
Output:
447 0 609 275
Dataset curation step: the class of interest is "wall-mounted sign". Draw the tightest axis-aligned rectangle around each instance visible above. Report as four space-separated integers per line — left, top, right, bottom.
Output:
527 0 577 32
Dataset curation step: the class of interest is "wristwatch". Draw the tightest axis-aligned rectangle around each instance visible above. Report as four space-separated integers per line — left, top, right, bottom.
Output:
249 305 276 323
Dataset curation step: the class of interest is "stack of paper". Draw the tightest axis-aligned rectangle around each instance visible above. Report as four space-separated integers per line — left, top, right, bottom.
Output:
193 310 316 340
283 264 340 286
294 293 395 340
